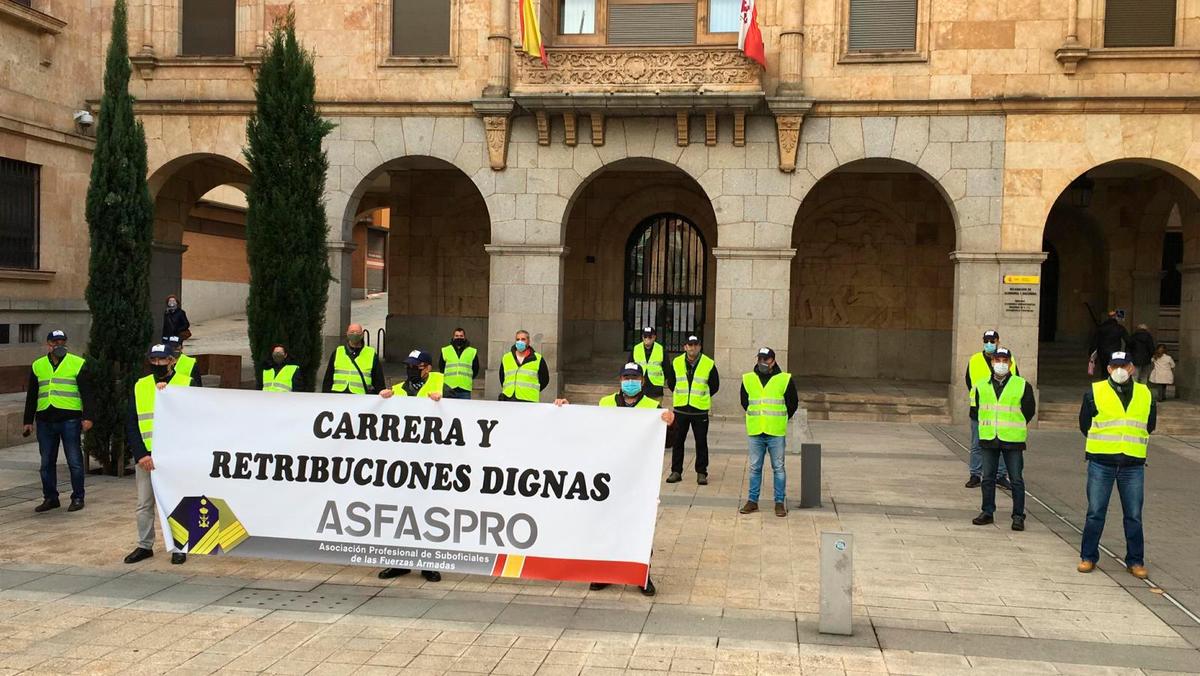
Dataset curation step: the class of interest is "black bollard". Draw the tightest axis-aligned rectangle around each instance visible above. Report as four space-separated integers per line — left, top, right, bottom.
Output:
800 442 822 508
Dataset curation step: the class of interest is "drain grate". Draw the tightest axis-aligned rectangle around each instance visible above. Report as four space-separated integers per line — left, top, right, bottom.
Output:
215 588 369 614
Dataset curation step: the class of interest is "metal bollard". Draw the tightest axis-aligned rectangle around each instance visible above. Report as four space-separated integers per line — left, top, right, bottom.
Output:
799 442 822 508
819 532 853 636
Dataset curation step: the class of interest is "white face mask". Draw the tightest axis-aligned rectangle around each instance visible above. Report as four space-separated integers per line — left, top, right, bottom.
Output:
1111 367 1131 384
993 362 1010 377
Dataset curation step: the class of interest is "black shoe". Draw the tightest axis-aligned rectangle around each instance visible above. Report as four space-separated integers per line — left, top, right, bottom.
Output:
68 499 84 512
171 553 187 565
972 513 994 525
640 578 656 596
964 476 981 488
697 473 708 485
421 570 441 582
124 548 153 564
378 568 411 579
1012 515 1026 531
589 582 610 591
997 476 1012 490
34 499 60 513
665 472 682 483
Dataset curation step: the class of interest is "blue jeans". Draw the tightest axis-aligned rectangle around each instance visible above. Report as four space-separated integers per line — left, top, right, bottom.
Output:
980 448 1024 517
446 389 472 400
969 419 1008 479
1081 460 1145 566
747 434 786 503
36 418 85 501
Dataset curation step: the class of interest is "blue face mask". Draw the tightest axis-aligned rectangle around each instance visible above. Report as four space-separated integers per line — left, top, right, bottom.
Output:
983 342 997 354
621 380 642 396
514 340 527 352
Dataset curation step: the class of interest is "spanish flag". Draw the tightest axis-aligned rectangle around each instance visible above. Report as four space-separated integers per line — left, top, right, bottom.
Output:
519 0 548 66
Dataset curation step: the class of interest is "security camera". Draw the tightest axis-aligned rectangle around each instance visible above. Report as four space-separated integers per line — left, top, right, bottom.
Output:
73 110 94 128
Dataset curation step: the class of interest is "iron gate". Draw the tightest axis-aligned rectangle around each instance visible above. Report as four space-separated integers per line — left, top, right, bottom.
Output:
0 157 39 270
623 213 707 353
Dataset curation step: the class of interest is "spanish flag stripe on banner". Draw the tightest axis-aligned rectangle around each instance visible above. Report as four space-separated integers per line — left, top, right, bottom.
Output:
518 557 649 586
519 0 548 66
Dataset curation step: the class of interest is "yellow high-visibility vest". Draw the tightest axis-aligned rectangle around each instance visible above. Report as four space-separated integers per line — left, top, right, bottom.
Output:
976 375 1029 443
743 371 791 437
263 365 298 392
1086 381 1151 459
398 372 445 398
671 354 713 411
501 352 541 402
633 342 665 387
331 346 376 394
599 393 659 408
31 353 84 412
134 373 190 453
441 345 477 391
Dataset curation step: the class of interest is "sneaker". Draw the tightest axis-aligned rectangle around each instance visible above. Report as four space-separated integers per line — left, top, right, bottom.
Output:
34 499 60 513
697 473 708 486
378 568 411 579
739 501 758 514
170 553 187 565
123 547 153 564
67 499 84 512
1127 565 1149 579
640 578 656 596
665 472 682 484
1077 560 1095 573
964 476 981 488
589 582 610 591
1011 515 1026 531
971 512 994 525
774 502 787 517
996 476 1012 490
421 570 441 582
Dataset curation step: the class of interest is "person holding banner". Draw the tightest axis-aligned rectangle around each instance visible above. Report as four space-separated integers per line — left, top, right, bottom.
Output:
258 344 304 392
739 347 798 518
439 328 479 400
588 362 673 596
322 323 387 395
498 329 550 402
377 349 446 582
124 343 202 565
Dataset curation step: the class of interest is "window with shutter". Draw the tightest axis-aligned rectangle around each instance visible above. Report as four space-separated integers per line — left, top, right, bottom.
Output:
0 157 39 270
848 0 917 52
392 0 452 56
607 2 696 45
1104 0 1175 48
181 0 237 56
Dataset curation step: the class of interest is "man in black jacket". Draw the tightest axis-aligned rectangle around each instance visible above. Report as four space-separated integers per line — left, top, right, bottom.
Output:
23 329 93 513
1128 324 1156 383
738 348 800 517
664 335 720 485
969 348 1036 531
321 323 387 394
1090 311 1129 376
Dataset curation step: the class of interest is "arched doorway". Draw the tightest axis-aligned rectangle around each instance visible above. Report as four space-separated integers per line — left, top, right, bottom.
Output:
1039 242 1060 342
623 213 708 353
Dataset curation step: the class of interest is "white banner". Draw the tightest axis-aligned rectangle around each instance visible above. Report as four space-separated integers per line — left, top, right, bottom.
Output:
151 388 665 585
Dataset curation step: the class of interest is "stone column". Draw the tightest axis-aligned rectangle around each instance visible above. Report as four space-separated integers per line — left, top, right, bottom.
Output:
712 247 795 413
485 244 568 400
483 0 512 97
324 240 356 359
140 0 155 55
776 0 804 96
1177 264 1200 399
950 252 1047 424
1130 271 1162 331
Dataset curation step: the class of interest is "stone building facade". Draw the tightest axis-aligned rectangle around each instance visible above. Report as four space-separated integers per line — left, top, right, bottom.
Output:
4 0 1200 419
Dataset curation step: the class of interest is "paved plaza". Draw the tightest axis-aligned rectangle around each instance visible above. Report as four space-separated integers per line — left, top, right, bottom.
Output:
0 420 1198 675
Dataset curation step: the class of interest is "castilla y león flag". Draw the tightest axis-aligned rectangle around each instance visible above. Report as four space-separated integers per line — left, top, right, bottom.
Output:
738 0 766 67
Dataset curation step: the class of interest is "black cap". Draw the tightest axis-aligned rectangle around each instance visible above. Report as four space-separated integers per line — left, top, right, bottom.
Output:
164 335 181 344
404 349 432 366
147 344 171 359
685 335 701 344
642 326 656 336
620 362 643 377
993 347 1012 359
46 329 67 341
983 330 999 341
1109 351 1131 366
757 347 775 361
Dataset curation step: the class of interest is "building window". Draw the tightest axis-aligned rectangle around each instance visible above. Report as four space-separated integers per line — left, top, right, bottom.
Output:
707 0 739 33
0 157 39 270
367 230 386 260
1104 0 1176 48
0 325 9 345
560 0 596 34
848 0 917 52
18 324 38 344
608 1 695 45
392 0 452 56
554 0 736 45
180 0 237 56
12 0 33 7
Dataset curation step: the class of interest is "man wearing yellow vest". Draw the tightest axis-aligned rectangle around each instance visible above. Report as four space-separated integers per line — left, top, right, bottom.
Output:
498 329 550 402
378 349 445 582
587 362 672 596
964 330 1019 489
969 348 1036 531
1077 351 1156 579
258 344 303 392
124 344 201 565
630 326 666 398
738 348 799 518
23 329 93 513
439 328 479 400
321 323 387 395
664 334 719 485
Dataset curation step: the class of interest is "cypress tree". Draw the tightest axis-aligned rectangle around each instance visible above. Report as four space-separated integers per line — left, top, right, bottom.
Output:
244 9 334 390
83 0 154 475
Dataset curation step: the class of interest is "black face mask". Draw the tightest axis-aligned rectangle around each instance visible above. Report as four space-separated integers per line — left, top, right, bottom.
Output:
406 366 424 381
755 363 772 376
151 364 171 379
50 345 68 360
452 338 467 349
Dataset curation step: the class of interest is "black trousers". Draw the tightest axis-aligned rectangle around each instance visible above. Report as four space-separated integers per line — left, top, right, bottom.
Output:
671 414 710 474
